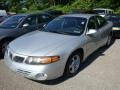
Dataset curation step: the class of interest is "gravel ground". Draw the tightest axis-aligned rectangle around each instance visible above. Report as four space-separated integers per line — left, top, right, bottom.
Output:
0 38 120 90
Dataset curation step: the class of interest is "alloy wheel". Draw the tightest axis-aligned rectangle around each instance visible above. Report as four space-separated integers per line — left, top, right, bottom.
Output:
68 54 81 74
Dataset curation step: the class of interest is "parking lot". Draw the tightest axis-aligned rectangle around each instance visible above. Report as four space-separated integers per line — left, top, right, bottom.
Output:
0 38 120 90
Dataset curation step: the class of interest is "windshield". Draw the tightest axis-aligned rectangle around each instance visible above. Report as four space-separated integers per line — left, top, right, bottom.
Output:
0 15 25 29
44 17 87 36
94 10 105 14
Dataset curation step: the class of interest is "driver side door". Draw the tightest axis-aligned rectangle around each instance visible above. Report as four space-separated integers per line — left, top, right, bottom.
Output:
18 15 38 36
86 16 101 55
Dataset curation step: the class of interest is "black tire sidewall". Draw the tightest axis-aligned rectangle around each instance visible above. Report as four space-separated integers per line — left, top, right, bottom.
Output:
106 35 112 47
0 40 10 55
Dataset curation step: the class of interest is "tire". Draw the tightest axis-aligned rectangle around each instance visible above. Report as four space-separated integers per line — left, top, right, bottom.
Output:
64 51 82 77
105 34 112 47
0 40 10 55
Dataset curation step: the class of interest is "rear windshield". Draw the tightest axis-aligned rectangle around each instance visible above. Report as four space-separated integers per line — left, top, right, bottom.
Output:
94 10 105 14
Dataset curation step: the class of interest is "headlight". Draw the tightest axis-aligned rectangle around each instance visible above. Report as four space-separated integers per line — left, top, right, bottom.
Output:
25 56 60 65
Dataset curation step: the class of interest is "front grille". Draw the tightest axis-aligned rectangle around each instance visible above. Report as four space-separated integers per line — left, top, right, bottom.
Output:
13 56 24 63
16 69 31 76
8 51 25 63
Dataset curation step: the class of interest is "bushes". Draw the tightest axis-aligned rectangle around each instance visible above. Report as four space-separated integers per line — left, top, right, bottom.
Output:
115 7 120 14
71 0 93 9
7 0 120 14
44 0 120 14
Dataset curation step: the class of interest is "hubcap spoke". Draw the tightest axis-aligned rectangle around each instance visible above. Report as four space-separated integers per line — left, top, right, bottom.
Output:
69 55 81 74
69 64 75 73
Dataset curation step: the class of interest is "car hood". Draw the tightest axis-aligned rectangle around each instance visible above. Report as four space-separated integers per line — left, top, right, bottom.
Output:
9 31 78 56
0 28 12 35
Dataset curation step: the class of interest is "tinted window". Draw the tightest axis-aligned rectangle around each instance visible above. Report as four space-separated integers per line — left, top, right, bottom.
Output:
97 16 107 28
0 15 25 29
38 15 51 24
44 17 87 36
88 17 99 30
109 11 112 14
94 10 105 14
23 15 37 26
45 10 63 17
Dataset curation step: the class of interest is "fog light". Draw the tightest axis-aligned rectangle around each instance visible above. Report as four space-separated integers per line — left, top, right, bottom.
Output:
35 73 47 80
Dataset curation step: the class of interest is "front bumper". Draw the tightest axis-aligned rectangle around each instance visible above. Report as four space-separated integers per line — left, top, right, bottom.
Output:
4 52 64 81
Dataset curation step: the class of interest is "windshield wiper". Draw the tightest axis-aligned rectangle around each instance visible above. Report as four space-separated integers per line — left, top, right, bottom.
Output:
50 31 70 35
44 30 78 35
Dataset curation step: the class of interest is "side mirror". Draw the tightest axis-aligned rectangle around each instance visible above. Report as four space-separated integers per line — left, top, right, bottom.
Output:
86 29 97 35
23 23 29 28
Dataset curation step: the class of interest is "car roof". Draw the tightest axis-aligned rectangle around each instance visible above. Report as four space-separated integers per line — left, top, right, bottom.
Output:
93 8 113 11
70 9 97 14
60 14 96 19
13 13 48 17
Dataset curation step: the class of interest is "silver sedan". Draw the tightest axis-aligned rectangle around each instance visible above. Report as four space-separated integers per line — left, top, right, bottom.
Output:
4 14 113 80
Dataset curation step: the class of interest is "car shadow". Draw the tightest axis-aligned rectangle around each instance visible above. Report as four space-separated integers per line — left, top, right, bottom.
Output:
0 54 3 59
114 36 120 39
30 38 116 85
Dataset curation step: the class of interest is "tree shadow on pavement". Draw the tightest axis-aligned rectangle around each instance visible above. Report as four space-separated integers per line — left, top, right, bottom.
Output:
31 38 116 85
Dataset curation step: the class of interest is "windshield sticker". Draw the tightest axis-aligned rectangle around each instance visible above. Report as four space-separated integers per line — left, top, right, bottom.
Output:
81 22 85 24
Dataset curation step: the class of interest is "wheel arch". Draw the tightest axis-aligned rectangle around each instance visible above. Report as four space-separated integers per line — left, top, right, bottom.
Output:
63 48 84 76
68 48 84 61
0 37 15 42
0 36 15 48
